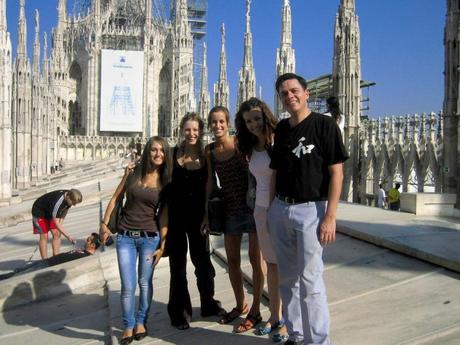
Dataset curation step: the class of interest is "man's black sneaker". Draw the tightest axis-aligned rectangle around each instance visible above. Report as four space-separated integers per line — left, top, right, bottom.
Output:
284 340 304 345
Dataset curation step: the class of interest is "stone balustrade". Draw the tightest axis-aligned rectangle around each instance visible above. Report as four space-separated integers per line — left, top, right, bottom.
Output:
359 111 443 204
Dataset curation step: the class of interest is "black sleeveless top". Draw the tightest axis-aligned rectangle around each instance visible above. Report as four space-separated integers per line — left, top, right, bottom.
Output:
169 146 207 220
212 149 251 217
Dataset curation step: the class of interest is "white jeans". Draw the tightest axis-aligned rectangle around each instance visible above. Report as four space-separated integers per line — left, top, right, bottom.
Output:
268 198 331 345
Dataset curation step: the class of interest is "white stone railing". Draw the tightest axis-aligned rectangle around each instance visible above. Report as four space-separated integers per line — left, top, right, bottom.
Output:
58 135 177 161
358 111 443 204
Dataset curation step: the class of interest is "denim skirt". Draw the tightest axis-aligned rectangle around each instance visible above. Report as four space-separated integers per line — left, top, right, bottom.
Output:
224 212 256 235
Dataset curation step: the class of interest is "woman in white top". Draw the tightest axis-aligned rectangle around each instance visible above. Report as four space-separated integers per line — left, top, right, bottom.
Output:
324 96 345 138
235 97 288 341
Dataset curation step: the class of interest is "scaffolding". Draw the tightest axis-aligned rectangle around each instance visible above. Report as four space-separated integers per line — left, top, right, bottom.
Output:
69 0 170 23
189 0 208 101
306 74 376 116
68 0 205 92
170 0 208 99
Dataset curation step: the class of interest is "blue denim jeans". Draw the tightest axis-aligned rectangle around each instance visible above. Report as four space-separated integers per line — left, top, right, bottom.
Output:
116 233 160 329
268 198 331 345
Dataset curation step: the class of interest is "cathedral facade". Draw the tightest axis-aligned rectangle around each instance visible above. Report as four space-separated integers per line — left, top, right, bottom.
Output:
2 0 195 194
0 0 12 200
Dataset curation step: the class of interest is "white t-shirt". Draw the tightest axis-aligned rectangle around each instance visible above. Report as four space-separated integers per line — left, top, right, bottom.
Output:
248 149 274 207
377 188 386 208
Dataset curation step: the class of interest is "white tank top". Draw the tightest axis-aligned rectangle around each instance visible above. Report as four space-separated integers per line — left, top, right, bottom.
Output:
248 149 274 207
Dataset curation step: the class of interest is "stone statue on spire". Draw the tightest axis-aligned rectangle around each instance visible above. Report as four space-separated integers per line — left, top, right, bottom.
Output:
245 0 251 33
237 0 256 109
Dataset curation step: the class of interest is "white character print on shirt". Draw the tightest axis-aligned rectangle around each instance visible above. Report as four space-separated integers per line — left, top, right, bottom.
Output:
292 137 315 158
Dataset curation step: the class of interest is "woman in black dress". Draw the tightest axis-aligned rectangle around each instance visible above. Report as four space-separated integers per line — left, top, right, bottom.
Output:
167 113 226 330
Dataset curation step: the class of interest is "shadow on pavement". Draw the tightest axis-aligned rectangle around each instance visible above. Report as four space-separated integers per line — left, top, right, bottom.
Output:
2 269 106 342
158 326 280 345
0 260 28 272
0 236 38 248
109 286 270 345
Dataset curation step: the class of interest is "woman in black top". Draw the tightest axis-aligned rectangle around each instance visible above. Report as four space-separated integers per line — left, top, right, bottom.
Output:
100 136 171 345
167 113 225 330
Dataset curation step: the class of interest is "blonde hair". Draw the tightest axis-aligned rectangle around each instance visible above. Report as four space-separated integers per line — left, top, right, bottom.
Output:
67 189 82 204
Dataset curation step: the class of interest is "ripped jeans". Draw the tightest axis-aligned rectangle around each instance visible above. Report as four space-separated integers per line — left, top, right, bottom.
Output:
116 232 160 329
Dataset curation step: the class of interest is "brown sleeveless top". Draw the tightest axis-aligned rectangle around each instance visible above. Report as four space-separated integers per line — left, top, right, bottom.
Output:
118 181 160 232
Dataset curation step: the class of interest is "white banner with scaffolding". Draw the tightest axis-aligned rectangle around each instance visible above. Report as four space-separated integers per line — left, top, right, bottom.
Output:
100 49 144 132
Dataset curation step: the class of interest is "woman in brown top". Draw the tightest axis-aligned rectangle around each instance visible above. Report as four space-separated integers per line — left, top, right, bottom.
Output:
204 106 264 333
100 136 171 345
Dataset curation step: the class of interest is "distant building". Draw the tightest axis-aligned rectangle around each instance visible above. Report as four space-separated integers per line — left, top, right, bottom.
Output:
3 0 198 191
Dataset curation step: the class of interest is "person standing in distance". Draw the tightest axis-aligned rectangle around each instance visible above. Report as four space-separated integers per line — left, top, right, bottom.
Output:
268 73 348 345
388 183 401 211
323 96 345 139
377 183 387 209
32 189 81 259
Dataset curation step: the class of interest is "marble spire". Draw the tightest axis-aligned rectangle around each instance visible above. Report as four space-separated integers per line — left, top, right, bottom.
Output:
214 23 230 109
33 10 40 78
17 0 27 59
237 0 256 110
0 0 6 33
0 0 12 199
442 0 460 196
198 43 210 122
333 0 361 201
275 0 296 118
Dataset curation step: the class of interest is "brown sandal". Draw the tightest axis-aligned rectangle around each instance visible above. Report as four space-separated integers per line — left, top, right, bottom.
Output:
218 303 248 324
234 312 262 333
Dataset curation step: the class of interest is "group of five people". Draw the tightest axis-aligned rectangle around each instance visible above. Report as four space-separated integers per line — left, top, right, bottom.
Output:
32 73 347 345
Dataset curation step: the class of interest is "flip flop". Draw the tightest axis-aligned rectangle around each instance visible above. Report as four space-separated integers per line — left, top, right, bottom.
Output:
272 327 289 343
218 303 248 324
234 312 262 333
255 318 285 335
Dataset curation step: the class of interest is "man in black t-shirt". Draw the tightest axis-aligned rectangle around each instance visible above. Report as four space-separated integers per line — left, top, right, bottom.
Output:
268 73 348 345
0 233 101 281
32 189 82 259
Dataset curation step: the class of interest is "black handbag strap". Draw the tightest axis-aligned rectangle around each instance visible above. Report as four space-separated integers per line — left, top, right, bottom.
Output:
209 142 216 169
208 143 221 192
107 172 131 233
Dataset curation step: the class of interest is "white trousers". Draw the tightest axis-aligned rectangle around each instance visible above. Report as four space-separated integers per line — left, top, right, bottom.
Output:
268 198 331 345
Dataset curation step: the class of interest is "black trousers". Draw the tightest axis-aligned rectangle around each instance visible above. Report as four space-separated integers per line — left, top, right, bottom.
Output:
167 216 218 325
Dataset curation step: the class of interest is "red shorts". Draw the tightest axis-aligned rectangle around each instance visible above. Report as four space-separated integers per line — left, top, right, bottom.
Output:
32 217 57 234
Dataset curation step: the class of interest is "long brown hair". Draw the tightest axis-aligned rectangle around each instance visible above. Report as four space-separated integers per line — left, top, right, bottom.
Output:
139 136 172 187
326 96 342 123
235 97 278 158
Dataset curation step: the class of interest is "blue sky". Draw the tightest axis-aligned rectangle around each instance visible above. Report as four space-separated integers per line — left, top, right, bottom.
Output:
6 0 445 117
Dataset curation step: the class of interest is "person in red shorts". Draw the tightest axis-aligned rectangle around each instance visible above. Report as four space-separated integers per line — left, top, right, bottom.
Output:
32 189 82 259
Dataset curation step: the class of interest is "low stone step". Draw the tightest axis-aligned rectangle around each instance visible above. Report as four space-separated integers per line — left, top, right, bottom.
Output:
0 248 117 311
